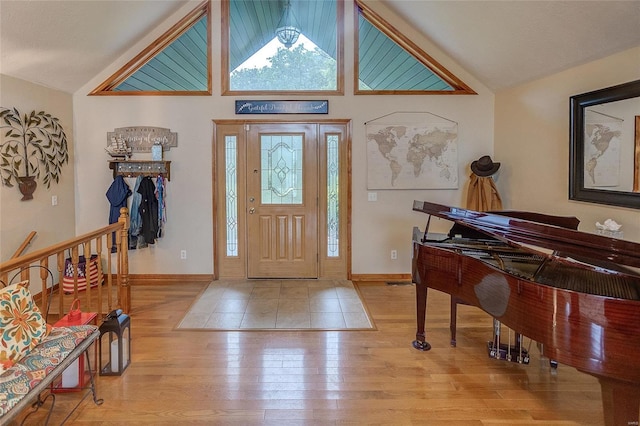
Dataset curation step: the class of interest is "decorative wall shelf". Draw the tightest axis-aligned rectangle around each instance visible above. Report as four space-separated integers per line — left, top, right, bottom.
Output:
108 160 171 181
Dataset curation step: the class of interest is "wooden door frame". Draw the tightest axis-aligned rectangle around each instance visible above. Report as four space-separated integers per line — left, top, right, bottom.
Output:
212 119 352 280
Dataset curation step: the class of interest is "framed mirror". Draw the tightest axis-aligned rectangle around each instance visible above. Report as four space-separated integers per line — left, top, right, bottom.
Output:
569 79 640 209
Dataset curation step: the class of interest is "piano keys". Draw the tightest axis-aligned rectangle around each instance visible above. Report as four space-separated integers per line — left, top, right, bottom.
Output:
411 200 640 426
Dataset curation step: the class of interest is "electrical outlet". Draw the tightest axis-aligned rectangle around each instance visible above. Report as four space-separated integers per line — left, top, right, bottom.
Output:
391 249 397 260
367 192 377 202
51 195 58 206
180 250 187 259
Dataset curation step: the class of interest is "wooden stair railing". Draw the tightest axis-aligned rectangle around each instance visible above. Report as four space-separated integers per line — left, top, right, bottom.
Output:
0 208 130 320
11 231 37 259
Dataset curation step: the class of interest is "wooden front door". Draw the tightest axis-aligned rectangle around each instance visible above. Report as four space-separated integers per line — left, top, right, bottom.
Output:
246 123 318 278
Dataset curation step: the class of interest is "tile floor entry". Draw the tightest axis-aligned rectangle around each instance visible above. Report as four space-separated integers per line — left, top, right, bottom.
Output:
177 279 375 330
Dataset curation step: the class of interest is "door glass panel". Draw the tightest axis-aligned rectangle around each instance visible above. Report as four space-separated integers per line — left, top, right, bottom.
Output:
327 135 339 257
225 136 238 256
260 134 303 204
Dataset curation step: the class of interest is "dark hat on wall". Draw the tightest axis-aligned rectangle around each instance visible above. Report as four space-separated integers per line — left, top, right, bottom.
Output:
471 155 500 177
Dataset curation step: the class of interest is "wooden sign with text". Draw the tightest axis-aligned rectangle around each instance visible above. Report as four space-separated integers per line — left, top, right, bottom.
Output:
107 127 178 153
235 100 328 115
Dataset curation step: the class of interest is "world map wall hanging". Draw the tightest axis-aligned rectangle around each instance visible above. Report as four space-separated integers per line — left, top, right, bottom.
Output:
365 111 458 190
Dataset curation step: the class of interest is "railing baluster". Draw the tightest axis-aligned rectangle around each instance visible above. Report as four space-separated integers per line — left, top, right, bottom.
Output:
83 240 91 310
71 245 80 302
0 208 130 323
57 252 65 319
20 268 29 282
95 236 104 317
39 258 49 318
106 236 113 310
118 207 130 313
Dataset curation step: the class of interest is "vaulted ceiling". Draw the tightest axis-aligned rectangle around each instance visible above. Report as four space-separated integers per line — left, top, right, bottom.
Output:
1 1 639 94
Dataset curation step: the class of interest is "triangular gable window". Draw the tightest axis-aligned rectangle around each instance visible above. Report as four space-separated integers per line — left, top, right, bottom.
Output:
90 1 211 96
223 0 343 94
355 0 475 95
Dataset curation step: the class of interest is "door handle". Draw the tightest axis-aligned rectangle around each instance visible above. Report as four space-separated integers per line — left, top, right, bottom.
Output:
249 207 255 214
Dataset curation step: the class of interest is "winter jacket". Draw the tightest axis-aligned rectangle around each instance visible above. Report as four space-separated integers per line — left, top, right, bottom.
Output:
106 175 131 247
138 176 159 244
129 176 143 249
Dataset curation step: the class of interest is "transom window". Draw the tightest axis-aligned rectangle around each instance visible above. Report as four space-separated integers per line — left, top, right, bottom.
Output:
222 0 343 95
91 0 473 96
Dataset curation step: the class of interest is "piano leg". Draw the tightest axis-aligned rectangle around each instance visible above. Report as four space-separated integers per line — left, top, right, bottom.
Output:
598 377 640 426
536 342 559 369
412 280 431 351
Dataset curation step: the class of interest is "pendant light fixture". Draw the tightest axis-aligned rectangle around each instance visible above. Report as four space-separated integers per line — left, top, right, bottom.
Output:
275 0 301 48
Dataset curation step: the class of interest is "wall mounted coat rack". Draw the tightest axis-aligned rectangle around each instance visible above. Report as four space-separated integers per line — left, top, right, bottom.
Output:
108 160 171 181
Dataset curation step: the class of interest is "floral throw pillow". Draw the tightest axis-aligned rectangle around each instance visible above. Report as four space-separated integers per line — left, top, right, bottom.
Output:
0 281 49 374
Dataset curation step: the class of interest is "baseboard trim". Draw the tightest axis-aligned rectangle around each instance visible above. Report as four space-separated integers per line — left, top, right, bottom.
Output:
32 274 399 289
350 273 411 283
129 274 214 285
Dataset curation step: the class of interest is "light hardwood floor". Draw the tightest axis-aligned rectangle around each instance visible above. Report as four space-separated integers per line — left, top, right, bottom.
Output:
18 281 608 425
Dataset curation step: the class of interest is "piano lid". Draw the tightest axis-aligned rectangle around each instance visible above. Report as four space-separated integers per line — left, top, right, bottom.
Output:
413 200 640 272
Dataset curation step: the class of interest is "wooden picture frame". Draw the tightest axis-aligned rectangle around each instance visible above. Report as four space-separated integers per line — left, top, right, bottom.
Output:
634 115 640 192
569 79 640 209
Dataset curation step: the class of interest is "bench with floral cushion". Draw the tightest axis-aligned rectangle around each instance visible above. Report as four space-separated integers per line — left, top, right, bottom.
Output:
0 281 102 425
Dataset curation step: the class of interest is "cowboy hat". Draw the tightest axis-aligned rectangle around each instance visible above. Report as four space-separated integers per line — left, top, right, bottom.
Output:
471 155 500 177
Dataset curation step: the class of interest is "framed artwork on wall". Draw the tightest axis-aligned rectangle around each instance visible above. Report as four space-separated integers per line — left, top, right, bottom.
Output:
634 115 640 192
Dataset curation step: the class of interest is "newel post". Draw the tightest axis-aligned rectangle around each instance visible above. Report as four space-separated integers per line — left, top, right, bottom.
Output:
118 207 130 313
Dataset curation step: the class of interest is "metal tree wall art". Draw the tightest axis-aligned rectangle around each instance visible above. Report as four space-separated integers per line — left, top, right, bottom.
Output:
0 107 69 200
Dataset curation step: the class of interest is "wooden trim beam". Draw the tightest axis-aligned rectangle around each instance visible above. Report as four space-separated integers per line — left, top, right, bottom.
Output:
351 273 412 282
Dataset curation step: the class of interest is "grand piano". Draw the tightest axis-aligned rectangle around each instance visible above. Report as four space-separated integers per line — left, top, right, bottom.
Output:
411 200 640 426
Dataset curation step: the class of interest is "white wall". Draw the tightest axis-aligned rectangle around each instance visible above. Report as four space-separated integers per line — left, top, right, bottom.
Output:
72 0 495 275
0 74 76 263
495 46 640 242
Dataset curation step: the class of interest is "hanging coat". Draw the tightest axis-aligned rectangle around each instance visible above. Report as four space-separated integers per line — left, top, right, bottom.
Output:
106 175 131 248
138 176 159 244
155 174 166 238
466 173 503 212
129 176 143 249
